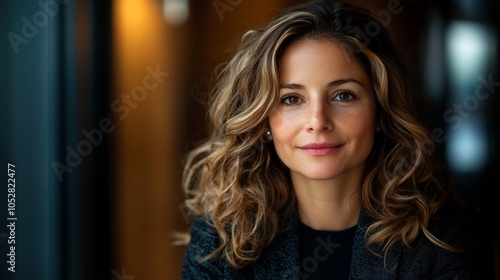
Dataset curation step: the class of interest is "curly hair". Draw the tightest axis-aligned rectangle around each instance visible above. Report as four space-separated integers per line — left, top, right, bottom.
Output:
181 0 459 269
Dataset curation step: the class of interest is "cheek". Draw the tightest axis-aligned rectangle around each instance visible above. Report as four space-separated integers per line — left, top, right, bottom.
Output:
269 108 304 131
342 111 377 138
269 116 284 144
268 114 293 153
359 115 377 148
268 114 281 130
359 112 377 131
268 112 288 136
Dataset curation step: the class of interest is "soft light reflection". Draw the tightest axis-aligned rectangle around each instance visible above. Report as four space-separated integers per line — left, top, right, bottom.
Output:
163 0 189 25
446 21 490 97
116 1 150 33
444 20 495 174
446 119 488 173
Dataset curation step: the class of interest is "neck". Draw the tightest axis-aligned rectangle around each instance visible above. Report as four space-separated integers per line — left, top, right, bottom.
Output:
292 171 362 231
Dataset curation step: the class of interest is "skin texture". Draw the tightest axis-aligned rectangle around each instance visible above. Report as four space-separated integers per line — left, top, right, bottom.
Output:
268 38 377 231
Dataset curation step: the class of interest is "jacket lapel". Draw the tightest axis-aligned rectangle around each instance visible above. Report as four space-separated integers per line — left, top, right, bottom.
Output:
253 218 300 280
349 212 402 280
252 211 403 280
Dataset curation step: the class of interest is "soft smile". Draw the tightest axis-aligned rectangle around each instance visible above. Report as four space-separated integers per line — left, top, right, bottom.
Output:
299 142 343 156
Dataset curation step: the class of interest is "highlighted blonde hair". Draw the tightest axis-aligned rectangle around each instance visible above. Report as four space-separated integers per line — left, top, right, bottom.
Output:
181 0 459 269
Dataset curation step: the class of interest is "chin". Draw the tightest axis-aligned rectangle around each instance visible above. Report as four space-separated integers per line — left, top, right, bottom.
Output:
299 169 344 181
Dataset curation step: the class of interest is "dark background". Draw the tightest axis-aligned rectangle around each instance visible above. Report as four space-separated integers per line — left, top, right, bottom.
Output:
1 0 498 279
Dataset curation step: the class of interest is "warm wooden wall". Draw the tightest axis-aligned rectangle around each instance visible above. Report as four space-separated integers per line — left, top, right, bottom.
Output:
112 0 190 279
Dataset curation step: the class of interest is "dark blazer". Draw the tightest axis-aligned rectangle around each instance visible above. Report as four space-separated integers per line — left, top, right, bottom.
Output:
181 205 494 279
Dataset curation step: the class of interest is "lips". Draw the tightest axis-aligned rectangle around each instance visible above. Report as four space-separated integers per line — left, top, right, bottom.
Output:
300 142 342 156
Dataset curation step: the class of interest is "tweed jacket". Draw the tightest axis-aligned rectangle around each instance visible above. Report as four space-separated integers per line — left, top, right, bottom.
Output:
181 205 494 279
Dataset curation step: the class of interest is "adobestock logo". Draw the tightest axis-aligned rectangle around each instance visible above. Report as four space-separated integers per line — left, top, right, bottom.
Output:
111 267 135 280
346 0 411 55
212 0 243 21
387 74 499 180
7 0 70 54
355 0 406 46
51 64 169 183
299 235 341 279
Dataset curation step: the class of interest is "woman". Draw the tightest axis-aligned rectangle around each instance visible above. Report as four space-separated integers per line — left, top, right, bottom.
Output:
179 1 493 279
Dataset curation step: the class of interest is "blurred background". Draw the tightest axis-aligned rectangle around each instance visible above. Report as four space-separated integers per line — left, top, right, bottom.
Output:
0 0 498 279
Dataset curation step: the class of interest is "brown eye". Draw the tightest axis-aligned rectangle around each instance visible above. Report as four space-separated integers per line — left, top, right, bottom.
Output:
281 95 302 106
334 91 355 102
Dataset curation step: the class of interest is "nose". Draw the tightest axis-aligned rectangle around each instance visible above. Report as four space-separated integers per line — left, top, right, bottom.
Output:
306 100 333 132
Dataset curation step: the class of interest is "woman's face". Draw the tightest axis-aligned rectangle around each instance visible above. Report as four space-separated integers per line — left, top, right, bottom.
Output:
268 38 377 182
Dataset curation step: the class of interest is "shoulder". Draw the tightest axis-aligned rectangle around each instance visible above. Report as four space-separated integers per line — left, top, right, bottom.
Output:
408 203 494 279
181 216 225 279
187 216 220 252
181 214 300 279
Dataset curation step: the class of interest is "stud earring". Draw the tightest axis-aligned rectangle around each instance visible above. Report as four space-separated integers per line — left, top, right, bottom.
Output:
264 129 273 141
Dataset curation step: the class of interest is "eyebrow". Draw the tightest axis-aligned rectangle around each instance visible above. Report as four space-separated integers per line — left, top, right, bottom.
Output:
279 79 367 90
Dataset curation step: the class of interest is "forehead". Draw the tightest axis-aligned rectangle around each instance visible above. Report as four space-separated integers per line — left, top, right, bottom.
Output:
278 38 368 83
282 37 352 57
